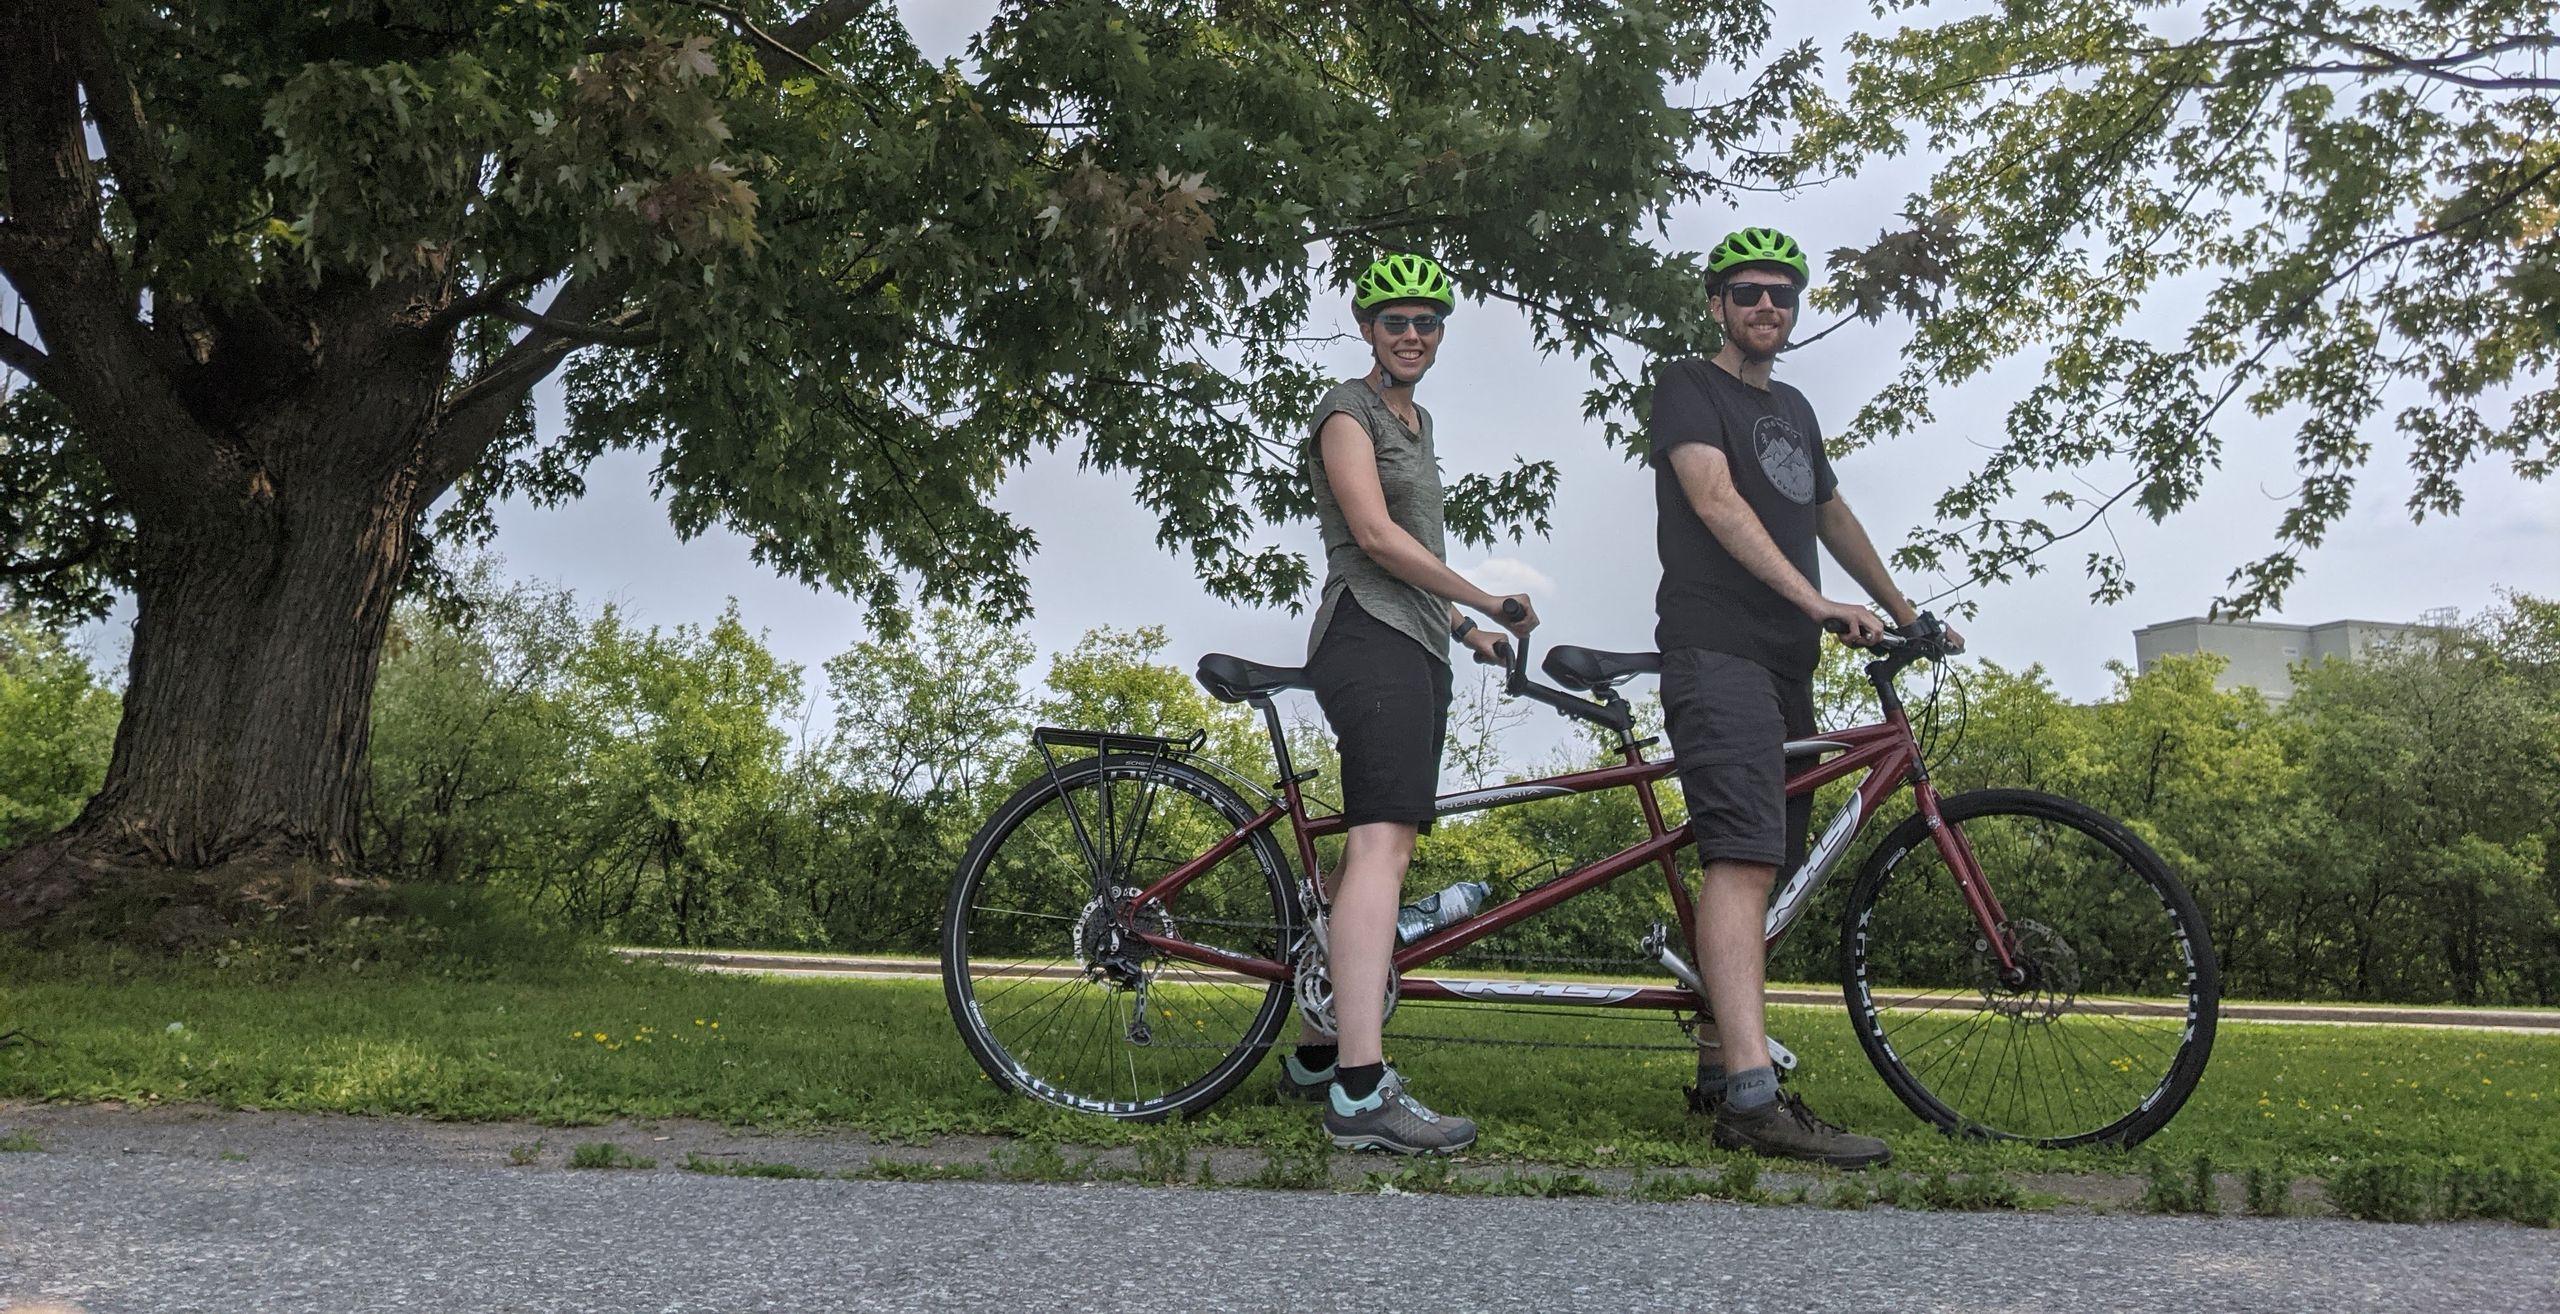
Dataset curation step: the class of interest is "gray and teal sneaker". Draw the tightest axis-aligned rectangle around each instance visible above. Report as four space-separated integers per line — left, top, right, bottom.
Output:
1323 1067 1478 1155
1277 1051 1335 1102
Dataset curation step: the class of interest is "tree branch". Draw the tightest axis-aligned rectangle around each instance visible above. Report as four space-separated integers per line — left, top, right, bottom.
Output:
63 0 171 247
676 0 882 82
0 524 117 579
427 273 635 491
0 326 60 392
482 298 661 347
772 0 889 54
2284 29 2559 90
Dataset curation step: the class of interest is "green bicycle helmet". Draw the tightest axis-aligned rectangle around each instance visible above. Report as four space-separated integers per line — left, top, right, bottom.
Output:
1707 227 1809 285
1353 253 1456 315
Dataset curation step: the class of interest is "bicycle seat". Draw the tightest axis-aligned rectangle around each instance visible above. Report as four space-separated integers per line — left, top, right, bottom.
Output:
1543 645 1661 693
1196 653 1311 703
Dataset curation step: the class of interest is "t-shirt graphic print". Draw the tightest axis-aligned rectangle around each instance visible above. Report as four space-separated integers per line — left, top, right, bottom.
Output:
1753 414 1818 505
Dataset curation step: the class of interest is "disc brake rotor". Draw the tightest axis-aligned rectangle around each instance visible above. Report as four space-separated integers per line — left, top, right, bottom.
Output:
1975 918 2080 1022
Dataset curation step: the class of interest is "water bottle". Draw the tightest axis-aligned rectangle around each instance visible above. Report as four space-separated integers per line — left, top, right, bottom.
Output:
1395 880 1493 944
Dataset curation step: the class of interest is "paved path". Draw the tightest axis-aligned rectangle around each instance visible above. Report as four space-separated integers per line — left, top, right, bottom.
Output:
4 1109 2555 1313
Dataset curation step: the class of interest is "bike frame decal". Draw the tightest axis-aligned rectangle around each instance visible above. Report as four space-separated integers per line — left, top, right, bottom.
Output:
1414 979 1646 1004
1434 782 1576 815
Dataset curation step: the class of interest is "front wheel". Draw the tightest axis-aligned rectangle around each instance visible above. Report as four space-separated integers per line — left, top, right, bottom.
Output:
942 753 1301 1121
1841 789 2218 1148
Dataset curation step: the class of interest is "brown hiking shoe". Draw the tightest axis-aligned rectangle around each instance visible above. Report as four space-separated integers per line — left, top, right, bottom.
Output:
1711 1090 1892 1170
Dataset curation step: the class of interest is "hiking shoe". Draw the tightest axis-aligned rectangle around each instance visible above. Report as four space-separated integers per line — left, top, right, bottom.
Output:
1324 1067 1478 1155
1711 1090 1891 1170
1276 1051 1335 1102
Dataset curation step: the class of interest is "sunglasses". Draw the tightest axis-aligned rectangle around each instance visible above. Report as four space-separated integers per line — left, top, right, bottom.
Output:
1373 314 1445 337
1721 282 1799 309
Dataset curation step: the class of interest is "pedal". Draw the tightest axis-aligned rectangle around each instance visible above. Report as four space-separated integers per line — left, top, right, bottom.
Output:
1766 1035 1797 1072
1641 923 1707 998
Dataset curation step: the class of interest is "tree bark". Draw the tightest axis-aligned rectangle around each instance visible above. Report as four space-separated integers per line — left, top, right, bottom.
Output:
0 411 426 931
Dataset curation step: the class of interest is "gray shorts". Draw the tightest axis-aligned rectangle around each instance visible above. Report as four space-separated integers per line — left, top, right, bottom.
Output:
1659 648 1817 870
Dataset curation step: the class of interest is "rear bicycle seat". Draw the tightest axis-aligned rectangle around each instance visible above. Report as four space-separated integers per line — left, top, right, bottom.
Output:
1196 653 1312 703
1542 646 1661 693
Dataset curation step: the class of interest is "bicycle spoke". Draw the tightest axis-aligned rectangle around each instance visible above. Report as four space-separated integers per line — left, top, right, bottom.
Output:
948 758 1295 1118
1847 792 2216 1146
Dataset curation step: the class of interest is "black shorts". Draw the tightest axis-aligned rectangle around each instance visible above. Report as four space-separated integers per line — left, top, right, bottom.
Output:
1659 647 1817 870
1308 594 1452 832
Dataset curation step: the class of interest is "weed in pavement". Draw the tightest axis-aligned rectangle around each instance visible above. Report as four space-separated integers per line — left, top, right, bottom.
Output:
681 1152 824 1179
857 1158 991 1183
2243 1165 2292 1217
568 1141 655 1171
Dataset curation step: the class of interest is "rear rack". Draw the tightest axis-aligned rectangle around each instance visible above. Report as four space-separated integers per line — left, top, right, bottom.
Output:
1031 726 1206 756
1028 727 1208 895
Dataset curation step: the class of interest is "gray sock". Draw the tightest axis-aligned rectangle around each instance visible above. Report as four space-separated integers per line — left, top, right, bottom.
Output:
1694 1063 1727 1097
1726 1065 1780 1111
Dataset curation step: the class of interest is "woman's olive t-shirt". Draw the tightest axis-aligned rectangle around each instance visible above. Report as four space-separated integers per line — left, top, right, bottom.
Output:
1304 379 1451 666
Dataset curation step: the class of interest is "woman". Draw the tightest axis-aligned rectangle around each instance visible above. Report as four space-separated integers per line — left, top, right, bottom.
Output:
1277 253 1538 1154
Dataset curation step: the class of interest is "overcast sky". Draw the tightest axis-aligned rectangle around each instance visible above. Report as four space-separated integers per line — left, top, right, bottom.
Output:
57 3 2560 773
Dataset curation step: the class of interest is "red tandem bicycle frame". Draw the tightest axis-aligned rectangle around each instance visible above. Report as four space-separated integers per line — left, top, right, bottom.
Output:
1121 700 2020 1009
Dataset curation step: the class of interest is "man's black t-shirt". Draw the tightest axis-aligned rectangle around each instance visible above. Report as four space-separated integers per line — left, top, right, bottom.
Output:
1648 357 1838 678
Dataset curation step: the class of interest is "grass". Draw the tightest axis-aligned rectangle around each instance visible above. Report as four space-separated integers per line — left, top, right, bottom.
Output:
0 1129 42 1152
567 1141 655 1170
2 952 2553 1222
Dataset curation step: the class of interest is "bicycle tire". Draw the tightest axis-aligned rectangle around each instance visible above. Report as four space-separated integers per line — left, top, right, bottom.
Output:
942 752 1301 1121
1840 788 2219 1148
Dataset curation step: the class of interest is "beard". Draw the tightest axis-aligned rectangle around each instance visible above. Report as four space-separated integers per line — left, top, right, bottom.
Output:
1725 312 1789 362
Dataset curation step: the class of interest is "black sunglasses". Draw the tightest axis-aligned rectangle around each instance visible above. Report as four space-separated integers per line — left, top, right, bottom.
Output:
1722 282 1799 310
1373 313 1445 336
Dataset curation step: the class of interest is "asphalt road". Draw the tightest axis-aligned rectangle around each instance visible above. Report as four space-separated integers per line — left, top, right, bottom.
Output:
5 1115 2556 1313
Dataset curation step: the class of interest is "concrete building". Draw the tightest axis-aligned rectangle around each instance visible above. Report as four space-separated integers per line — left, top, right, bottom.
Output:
2132 615 2428 700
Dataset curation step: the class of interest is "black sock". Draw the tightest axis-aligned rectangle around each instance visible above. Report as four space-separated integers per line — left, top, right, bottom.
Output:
1336 1062 1385 1101
1295 1043 1339 1071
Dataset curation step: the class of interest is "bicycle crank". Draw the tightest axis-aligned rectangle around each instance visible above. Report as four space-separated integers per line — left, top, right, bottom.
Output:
1644 923 1798 1073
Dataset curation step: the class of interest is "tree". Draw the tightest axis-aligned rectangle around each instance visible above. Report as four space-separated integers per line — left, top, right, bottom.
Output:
2284 603 2560 1003
800 605 1036 950
0 616 119 849
1801 1 2558 616
0 0 1800 929
364 560 586 886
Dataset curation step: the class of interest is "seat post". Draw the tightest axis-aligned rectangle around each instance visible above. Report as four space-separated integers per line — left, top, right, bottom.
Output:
1256 696 1295 783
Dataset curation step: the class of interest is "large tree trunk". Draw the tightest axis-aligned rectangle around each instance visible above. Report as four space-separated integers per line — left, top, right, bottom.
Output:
0 398 433 936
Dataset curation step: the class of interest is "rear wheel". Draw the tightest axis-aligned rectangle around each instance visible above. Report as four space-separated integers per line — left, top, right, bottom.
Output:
1841 789 2218 1148
942 753 1300 1121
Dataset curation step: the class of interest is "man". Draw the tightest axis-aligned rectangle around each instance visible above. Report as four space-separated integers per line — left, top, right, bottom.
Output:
1648 226 1953 1168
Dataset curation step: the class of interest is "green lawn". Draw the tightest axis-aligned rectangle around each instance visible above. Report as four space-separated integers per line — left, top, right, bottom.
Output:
3 955 2553 1219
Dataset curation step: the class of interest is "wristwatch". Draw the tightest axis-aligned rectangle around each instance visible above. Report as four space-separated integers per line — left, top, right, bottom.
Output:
1451 616 1477 641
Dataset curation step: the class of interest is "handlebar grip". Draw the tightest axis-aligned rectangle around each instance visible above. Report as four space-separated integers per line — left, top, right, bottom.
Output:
1488 638 1515 667
1821 618 1849 635
1498 598 1526 624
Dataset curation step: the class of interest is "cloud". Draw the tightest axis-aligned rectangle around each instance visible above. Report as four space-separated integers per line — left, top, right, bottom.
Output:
1453 555 1557 600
